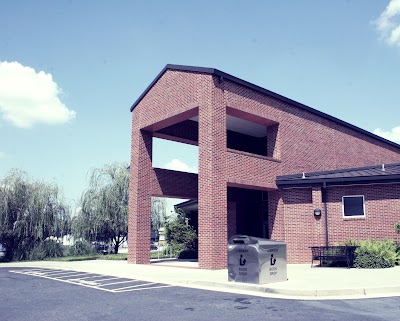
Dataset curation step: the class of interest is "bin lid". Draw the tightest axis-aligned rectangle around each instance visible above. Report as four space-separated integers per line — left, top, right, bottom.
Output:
228 234 286 246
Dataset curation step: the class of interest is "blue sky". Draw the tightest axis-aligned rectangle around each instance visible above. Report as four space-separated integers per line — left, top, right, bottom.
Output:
1 1 400 211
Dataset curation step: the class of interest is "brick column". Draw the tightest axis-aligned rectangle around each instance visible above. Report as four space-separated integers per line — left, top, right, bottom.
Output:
198 77 227 270
227 201 237 239
312 187 326 246
128 128 153 264
269 190 284 241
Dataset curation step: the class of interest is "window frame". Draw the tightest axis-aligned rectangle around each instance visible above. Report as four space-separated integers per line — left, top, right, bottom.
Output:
342 195 366 219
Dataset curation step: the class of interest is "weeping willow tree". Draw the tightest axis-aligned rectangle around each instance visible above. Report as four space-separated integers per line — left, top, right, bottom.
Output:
73 162 129 254
0 170 71 261
151 197 167 231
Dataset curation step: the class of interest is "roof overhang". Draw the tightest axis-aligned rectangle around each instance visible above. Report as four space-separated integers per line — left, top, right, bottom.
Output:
276 163 400 189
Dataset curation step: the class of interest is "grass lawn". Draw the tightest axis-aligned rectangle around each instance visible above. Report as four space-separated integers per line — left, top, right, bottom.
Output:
44 253 128 262
46 252 174 261
1 251 174 263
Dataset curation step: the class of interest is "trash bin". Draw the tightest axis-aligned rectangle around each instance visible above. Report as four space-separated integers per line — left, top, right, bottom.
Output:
228 235 287 284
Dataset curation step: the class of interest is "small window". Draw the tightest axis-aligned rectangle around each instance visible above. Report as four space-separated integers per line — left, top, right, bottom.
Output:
342 195 365 218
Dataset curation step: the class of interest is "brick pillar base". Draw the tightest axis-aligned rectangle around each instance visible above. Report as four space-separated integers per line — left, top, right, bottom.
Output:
198 76 227 270
227 201 237 239
128 129 152 264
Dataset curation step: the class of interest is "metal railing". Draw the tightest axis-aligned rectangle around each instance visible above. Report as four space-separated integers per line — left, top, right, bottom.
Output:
151 245 174 259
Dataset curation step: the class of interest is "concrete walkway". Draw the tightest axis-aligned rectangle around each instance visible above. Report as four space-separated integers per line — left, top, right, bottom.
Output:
2 259 400 300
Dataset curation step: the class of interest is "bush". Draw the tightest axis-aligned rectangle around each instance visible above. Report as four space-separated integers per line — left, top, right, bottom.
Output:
343 239 361 246
29 240 64 260
178 249 198 259
66 240 95 256
165 210 197 258
395 222 400 234
352 239 399 269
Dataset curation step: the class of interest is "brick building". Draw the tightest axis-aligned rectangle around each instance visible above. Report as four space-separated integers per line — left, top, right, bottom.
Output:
128 64 400 269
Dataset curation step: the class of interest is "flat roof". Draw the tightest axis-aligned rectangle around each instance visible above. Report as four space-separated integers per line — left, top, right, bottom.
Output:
174 199 198 212
276 163 400 188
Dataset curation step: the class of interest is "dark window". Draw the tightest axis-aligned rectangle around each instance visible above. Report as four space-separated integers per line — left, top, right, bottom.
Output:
342 196 365 217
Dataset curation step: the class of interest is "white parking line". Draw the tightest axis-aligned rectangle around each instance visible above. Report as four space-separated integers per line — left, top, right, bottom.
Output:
115 285 173 293
26 271 47 276
9 269 175 293
91 277 120 282
99 279 140 286
73 279 100 286
66 274 99 280
112 282 157 291
19 268 53 273
53 272 92 279
39 270 82 276
69 274 111 280
23 269 64 275
10 270 115 293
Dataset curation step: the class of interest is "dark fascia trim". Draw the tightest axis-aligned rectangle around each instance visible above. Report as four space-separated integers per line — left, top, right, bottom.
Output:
130 64 400 150
276 173 400 189
174 199 198 208
276 162 400 181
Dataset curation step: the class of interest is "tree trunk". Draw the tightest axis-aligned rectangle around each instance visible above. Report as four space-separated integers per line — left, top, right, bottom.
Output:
114 238 119 254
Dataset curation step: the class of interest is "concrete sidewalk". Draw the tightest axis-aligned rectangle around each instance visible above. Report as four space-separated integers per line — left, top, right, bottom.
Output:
2 259 400 300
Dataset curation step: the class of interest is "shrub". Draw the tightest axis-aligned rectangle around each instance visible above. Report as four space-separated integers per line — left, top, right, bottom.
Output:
29 240 64 260
352 239 399 269
165 210 197 258
178 249 198 259
395 222 400 234
343 239 361 246
67 240 95 256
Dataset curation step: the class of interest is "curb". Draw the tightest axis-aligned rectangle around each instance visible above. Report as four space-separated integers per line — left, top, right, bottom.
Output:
2 262 400 299
180 280 400 299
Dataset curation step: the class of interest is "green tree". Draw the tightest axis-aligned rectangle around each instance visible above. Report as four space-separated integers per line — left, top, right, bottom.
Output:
0 169 70 261
151 197 167 231
73 163 129 254
165 209 197 258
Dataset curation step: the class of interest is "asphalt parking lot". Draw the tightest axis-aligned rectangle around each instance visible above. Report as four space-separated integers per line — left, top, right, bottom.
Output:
2 267 400 321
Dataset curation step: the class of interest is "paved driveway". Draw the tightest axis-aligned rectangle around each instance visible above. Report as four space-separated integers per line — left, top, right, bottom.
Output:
2 267 400 321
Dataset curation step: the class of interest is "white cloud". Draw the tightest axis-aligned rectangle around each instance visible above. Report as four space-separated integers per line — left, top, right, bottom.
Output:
373 126 400 143
164 159 198 173
374 0 400 47
0 61 76 128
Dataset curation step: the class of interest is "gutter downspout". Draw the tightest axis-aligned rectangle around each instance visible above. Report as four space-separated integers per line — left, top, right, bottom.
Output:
322 182 329 247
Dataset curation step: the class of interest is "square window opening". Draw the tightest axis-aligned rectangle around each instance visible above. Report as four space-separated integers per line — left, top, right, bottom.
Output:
226 115 279 159
342 195 365 218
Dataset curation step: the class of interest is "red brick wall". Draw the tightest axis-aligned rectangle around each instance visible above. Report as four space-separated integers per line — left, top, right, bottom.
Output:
197 77 228 269
130 69 400 269
222 78 400 175
326 184 400 244
128 128 152 264
268 190 285 241
227 201 237 239
136 71 209 129
155 120 198 145
226 149 281 189
282 188 314 263
151 168 197 199
280 184 400 263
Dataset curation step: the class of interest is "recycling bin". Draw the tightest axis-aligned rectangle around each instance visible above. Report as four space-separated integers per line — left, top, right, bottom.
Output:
228 235 287 284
